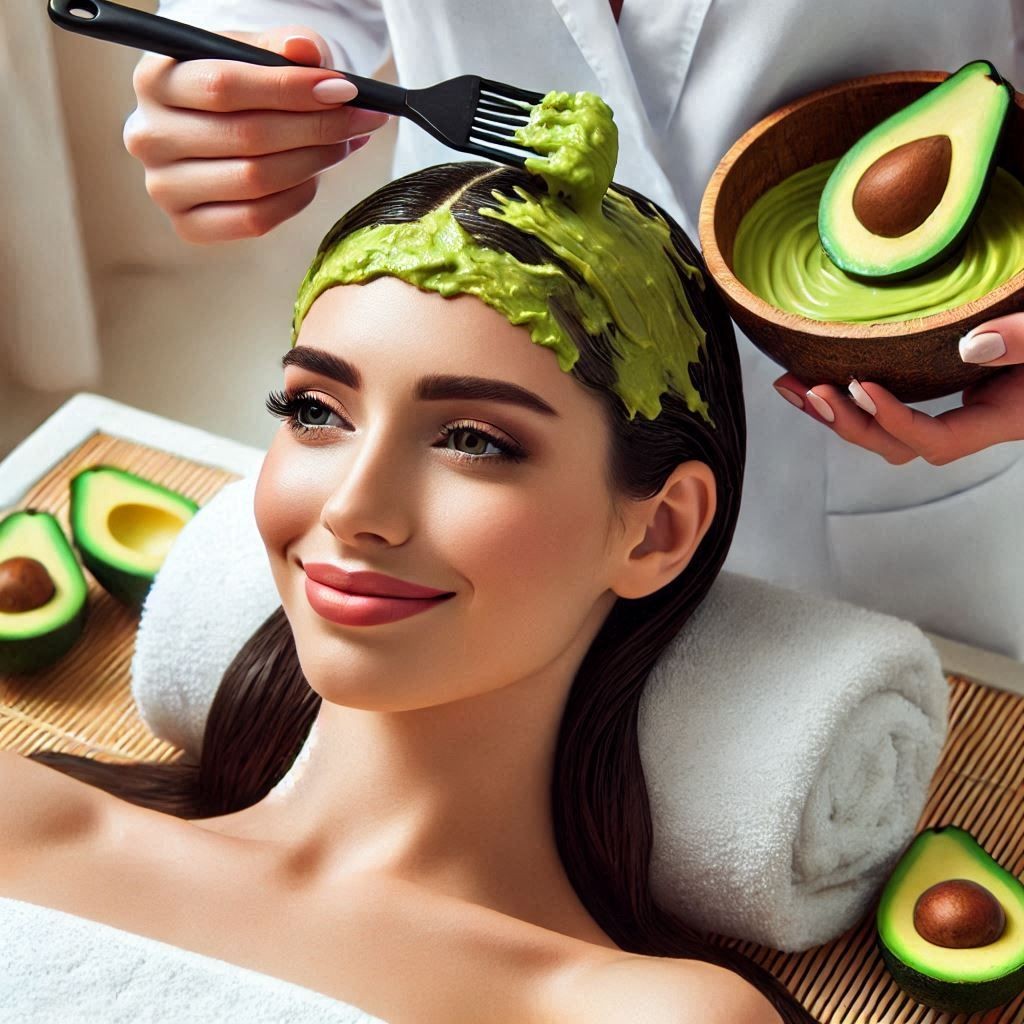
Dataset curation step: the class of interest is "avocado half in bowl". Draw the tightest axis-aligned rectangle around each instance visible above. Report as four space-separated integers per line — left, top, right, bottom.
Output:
698 68 1024 403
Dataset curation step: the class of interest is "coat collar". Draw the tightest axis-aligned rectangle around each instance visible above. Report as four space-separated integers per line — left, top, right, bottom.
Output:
548 0 649 135
547 0 699 232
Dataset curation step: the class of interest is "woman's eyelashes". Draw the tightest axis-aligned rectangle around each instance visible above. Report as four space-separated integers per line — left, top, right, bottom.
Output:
264 388 344 436
264 388 528 464
435 421 527 463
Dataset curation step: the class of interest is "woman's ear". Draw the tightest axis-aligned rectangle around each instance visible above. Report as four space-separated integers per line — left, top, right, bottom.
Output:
610 461 717 600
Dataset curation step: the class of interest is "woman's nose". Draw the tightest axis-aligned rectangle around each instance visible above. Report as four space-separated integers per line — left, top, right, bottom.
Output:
318 426 414 548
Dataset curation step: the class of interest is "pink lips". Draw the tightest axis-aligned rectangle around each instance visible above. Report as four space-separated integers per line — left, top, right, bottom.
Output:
301 562 454 626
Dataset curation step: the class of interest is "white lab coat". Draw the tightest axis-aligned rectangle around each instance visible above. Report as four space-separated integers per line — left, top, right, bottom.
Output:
157 0 1024 659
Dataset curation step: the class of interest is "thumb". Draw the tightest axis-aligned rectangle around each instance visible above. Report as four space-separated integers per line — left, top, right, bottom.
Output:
254 25 333 68
959 312 1024 366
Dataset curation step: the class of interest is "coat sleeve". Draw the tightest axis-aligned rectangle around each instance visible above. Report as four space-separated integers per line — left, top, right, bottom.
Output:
154 0 391 77
1013 0 1024 86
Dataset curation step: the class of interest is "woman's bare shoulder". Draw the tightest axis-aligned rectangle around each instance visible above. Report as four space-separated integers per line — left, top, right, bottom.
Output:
0 750 108 879
544 950 787 1024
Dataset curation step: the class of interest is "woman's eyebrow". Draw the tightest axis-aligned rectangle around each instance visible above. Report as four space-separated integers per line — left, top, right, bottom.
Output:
281 347 559 417
282 347 361 389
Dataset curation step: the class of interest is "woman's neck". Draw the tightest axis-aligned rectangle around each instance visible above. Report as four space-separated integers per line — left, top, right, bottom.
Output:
192 591 621 949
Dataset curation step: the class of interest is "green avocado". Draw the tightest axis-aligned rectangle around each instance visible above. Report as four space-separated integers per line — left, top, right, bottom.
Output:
876 825 1024 1014
69 465 199 609
818 60 1014 280
0 509 88 674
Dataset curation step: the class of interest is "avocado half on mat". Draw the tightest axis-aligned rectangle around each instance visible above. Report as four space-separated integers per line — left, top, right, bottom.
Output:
69 465 199 609
876 824 1024 1014
0 509 89 674
818 60 1014 280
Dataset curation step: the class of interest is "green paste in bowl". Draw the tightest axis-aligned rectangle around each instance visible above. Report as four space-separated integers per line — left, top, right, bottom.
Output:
733 159 1024 324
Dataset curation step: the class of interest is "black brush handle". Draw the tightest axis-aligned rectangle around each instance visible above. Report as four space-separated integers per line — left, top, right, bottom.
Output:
47 0 407 115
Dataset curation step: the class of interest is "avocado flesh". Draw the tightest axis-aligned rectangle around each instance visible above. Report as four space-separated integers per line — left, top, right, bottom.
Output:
876 825 1024 1013
0 509 88 674
819 61 1014 280
69 465 199 608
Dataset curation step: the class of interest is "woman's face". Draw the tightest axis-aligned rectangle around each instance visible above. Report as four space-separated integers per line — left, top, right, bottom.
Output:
255 275 629 711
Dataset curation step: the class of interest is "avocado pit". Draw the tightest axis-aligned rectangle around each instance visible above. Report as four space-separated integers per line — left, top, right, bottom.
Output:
815 61 1014 281
852 135 952 238
913 877 1006 948
0 556 56 613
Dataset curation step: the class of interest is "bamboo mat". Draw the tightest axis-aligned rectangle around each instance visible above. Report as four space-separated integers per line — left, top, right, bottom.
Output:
0 431 240 761
2 431 1023 1024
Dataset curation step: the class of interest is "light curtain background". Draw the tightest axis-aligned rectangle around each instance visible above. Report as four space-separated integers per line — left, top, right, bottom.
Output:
1 2 100 394
0 0 396 460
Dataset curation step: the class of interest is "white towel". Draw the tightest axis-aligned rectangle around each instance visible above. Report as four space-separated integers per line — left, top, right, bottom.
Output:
0 896 387 1024
640 573 948 950
131 475 280 757
131 474 949 952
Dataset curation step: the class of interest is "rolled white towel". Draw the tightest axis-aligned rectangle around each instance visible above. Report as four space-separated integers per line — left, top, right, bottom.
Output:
131 475 277 757
131 473 949 951
640 574 948 951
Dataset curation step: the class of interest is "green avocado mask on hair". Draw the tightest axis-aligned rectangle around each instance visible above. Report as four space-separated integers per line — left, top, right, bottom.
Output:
292 91 713 426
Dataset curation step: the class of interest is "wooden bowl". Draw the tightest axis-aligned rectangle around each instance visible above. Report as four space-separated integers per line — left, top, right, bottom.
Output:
698 71 1024 403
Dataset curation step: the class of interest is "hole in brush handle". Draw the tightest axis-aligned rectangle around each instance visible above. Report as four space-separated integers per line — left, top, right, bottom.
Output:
48 0 98 22
47 0 298 67
46 0 408 117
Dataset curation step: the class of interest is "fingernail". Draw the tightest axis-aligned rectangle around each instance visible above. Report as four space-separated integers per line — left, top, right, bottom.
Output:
805 389 835 423
773 384 804 410
347 109 390 134
312 78 358 104
847 379 877 416
959 330 1006 363
284 34 328 62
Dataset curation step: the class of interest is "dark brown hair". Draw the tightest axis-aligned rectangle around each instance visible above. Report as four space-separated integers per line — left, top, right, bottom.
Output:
31 162 817 1023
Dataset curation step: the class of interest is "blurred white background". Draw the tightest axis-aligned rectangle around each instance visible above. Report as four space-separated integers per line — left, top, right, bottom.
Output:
0 0 397 459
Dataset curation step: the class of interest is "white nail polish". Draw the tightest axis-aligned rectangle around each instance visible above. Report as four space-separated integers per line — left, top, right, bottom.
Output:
959 331 1006 363
312 78 358 103
805 390 835 423
848 379 877 416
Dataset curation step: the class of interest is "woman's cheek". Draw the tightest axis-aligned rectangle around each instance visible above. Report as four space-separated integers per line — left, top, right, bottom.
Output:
467 491 588 590
254 440 324 555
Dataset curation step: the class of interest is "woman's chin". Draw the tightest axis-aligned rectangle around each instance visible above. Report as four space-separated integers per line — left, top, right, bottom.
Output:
303 680 452 715
290 640 410 708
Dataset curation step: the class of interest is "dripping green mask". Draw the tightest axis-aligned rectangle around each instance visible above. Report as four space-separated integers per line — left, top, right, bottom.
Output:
291 92 714 426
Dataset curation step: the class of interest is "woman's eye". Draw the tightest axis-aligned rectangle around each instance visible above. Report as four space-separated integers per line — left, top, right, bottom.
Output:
265 388 345 437
444 427 502 456
296 397 342 429
266 389 526 463
437 422 526 463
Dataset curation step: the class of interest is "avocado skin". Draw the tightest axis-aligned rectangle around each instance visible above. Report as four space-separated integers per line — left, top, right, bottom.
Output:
0 510 89 675
819 60 1016 282
69 466 199 611
76 546 153 609
833 112 1007 285
0 608 87 675
878 935 1024 1014
876 824 1024 1015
